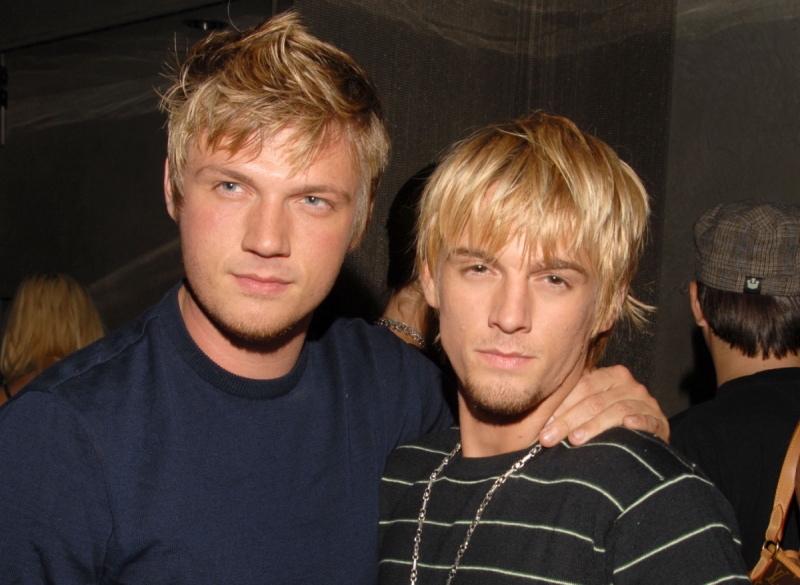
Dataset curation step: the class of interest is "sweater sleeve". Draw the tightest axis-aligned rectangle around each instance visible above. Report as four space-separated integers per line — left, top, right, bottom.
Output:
606 465 749 584
0 390 112 583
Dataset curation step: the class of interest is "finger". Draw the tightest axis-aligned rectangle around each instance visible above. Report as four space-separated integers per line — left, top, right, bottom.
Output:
541 365 669 447
541 396 667 447
551 365 640 419
539 418 571 448
622 414 670 443
541 392 625 447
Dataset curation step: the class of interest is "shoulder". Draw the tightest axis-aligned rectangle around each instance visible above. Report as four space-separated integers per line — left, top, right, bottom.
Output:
311 317 443 404
6 290 172 419
543 428 711 505
309 318 453 447
671 371 800 455
314 317 434 369
30 306 161 393
567 430 748 581
554 426 686 468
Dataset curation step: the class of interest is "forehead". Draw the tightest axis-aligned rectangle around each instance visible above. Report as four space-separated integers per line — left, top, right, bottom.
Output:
187 127 359 180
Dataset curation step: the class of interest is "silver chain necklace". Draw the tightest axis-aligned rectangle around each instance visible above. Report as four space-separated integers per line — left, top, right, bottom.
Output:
409 440 543 585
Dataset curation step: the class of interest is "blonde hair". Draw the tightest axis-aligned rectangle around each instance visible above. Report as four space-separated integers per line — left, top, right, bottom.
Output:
160 11 390 246
1 273 105 386
417 111 651 367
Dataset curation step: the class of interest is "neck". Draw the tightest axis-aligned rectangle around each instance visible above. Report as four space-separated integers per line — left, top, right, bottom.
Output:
457 378 575 458
708 334 800 387
178 285 309 379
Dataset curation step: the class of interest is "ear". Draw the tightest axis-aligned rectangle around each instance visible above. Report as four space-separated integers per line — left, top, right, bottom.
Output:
420 264 440 310
689 281 708 327
164 158 179 222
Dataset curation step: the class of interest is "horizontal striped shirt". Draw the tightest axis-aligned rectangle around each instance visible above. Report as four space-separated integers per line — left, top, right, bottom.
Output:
379 427 749 584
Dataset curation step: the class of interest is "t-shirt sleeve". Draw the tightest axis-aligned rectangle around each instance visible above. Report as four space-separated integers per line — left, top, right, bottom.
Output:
0 390 111 583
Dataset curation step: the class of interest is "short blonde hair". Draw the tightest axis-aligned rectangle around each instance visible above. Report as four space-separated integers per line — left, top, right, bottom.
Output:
160 11 390 246
417 112 651 367
1 273 106 386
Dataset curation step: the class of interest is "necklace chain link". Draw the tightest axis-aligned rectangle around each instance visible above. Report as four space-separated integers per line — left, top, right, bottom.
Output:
409 440 542 585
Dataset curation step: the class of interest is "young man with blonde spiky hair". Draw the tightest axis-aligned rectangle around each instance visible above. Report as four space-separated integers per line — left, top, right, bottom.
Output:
379 112 748 585
0 13 667 584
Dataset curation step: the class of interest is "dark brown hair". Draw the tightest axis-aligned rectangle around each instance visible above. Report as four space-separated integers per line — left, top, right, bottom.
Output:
697 281 800 358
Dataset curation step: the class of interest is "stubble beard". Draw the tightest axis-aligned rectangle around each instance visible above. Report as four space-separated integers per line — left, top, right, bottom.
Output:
460 376 547 420
185 280 305 349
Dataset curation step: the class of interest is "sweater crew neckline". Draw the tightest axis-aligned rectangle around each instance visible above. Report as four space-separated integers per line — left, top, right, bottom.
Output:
161 283 309 400
438 429 545 481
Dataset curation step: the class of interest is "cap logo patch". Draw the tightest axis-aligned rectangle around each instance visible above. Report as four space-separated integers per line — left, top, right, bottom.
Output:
744 276 763 294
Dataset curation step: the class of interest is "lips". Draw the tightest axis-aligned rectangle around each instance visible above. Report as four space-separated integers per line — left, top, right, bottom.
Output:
233 273 292 295
476 349 533 370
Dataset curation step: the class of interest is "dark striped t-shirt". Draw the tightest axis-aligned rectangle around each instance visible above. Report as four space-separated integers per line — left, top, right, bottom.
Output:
379 427 749 584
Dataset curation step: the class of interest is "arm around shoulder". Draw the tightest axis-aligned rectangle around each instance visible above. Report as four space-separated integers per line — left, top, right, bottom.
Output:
540 365 669 447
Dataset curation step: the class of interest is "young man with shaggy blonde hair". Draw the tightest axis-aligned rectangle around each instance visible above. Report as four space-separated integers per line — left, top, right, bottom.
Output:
379 112 748 584
0 14 666 585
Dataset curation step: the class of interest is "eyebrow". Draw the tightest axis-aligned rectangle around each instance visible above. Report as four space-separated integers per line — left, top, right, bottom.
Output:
450 247 496 263
194 165 354 201
195 165 251 184
449 246 588 275
534 258 588 275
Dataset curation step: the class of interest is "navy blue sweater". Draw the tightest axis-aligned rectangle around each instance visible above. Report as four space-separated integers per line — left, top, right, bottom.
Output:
0 284 452 584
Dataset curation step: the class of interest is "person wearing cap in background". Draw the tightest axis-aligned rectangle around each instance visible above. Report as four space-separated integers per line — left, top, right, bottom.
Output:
670 200 800 570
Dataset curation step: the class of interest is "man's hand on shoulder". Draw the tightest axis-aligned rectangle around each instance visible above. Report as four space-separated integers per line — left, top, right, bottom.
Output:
538 365 669 447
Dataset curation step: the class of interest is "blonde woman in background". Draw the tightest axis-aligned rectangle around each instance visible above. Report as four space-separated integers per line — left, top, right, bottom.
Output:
1 272 105 405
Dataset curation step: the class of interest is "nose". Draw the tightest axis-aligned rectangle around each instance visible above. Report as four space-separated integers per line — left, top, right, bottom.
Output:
241 197 291 257
488 276 532 334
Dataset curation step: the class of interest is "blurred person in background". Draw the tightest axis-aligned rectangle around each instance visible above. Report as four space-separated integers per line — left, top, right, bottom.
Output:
1 272 105 405
671 200 800 570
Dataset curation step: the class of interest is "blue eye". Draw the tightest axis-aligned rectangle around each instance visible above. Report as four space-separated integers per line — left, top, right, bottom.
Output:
301 196 333 211
465 264 489 275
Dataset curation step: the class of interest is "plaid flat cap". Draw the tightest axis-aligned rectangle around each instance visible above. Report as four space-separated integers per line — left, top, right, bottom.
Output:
694 200 800 296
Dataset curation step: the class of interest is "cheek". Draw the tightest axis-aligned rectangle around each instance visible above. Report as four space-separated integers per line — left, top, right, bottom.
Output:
436 294 472 360
294 224 353 288
552 304 596 354
305 223 352 261
179 214 239 283
181 213 222 256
